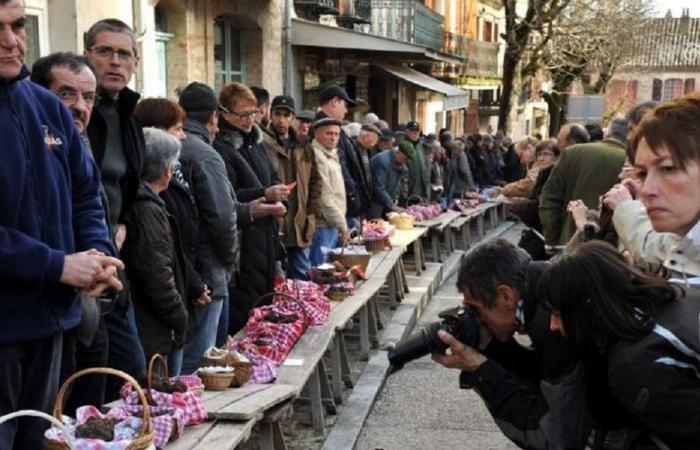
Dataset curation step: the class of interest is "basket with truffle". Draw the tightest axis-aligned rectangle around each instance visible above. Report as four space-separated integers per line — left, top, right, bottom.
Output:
387 211 415 229
43 368 155 450
199 347 253 387
362 219 395 252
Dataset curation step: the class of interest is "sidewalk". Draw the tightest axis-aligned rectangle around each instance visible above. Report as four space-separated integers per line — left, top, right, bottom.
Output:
355 224 525 450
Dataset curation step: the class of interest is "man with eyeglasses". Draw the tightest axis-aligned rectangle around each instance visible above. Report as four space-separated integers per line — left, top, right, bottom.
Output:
0 1 120 447
31 51 113 416
84 18 147 398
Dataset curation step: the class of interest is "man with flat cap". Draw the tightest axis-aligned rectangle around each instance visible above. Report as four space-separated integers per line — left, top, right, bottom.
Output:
401 120 430 200
265 96 322 279
309 117 349 265
369 141 412 218
315 85 371 227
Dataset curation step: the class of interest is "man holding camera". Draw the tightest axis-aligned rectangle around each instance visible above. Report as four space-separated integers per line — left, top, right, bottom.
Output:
432 239 589 450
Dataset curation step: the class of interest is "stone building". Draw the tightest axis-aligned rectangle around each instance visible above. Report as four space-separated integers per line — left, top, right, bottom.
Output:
26 0 285 98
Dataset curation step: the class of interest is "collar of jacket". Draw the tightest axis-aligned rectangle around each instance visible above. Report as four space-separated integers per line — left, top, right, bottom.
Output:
671 219 700 264
311 138 337 158
601 138 626 151
0 65 29 88
183 119 212 144
137 181 166 206
268 123 299 147
522 261 549 327
218 119 263 149
96 86 140 116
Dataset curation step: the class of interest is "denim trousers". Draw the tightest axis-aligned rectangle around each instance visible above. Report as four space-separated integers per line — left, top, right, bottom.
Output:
0 333 62 450
168 347 184 376
104 302 146 399
181 297 224 375
215 295 229 348
309 226 340 266
287 246 311 280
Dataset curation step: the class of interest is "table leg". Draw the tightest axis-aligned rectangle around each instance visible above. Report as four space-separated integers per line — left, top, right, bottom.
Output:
412 240 422 275
359 304 370 360
309 365 324 436
330 336 343 404
338 332 354 388
431 232 441 262
477 215 484 240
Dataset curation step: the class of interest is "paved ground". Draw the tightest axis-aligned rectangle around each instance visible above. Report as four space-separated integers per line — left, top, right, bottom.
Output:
355 223 525 450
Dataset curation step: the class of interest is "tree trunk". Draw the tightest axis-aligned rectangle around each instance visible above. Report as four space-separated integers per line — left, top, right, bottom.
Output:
498 49 521 134
545 91 568 136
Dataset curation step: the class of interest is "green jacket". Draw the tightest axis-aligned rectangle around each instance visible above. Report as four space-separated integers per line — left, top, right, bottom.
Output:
401 138 430 199
539 139 626 246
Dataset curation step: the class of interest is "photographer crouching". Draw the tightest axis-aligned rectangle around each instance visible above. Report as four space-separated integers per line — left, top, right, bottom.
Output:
390 239 590 449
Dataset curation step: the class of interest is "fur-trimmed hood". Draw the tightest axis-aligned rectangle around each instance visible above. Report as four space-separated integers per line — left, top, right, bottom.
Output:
216 120 264 151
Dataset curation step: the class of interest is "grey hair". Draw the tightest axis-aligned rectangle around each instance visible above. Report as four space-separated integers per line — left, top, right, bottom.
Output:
456 239 532 308
84 18 138 55
142 127 180 183
566 124 590 145
605 117 629 145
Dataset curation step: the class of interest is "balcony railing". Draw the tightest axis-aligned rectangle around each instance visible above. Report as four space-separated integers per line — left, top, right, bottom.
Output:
465 39 499 78
295 0 340 15
337 0 372 27
370 0 445 51
443 31 468 59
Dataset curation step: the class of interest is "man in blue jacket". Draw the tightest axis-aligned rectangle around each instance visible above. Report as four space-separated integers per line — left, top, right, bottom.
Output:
369 146 412 218
0 1 122 448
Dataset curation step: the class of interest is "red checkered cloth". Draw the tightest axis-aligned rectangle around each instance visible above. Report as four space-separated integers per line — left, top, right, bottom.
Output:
174 374 204 394
120 384 207 426
227 340 278 384
110 404 185 449
276 279 330 326
243 307 304 364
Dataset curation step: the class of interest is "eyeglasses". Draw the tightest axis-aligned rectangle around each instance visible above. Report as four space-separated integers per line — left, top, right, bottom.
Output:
56 87 96 106
219 104 259 119
89 45 136 62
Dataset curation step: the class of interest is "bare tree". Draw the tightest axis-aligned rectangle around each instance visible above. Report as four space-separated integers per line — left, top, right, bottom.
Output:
498 0 570 133
538 0 653 133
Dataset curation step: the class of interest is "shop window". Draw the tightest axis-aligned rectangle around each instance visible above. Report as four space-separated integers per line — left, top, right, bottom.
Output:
214 19 244 92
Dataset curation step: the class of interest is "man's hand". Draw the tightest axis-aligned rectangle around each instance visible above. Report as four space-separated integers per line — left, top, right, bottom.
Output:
195 286 212 306
270 202 287 218
431 330 487 372
566 199 588 231
392 206 406 213
265 184 290 203
115 224 127 251
603 184 633 211
339 230 350 246
60 250 124 289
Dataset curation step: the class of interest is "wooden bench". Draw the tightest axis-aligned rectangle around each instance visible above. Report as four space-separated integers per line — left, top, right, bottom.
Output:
415 211 461 262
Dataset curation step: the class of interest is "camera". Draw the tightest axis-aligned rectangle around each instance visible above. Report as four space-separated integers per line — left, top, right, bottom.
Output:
387 305 479 372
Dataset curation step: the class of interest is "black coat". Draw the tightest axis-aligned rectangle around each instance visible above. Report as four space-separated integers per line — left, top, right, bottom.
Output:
214 122 279 334
123 184 189 358
180 120 239 299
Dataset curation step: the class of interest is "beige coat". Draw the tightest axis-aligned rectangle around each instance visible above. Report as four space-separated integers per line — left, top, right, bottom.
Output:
312 139 348 234
502 164 541 198
613 199 700 278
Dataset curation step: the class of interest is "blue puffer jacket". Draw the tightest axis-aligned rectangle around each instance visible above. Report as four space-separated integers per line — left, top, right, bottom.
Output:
0 67 113 344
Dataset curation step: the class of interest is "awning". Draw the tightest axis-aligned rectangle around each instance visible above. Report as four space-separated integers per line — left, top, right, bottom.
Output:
291 18 462 65
375 63 470 111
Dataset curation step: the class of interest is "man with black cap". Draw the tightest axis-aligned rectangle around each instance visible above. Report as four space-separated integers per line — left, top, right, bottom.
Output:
177 81 240 372
400 120 430 199
295 110 315 143
315 84 371 226
371 129 395 159
265 96 322 279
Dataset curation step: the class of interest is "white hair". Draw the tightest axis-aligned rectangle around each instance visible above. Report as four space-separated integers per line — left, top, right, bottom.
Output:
142 127 181 182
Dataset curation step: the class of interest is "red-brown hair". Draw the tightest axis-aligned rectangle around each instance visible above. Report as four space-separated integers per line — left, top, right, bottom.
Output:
134 98 186 130
630 92 700 167
219 82 257 112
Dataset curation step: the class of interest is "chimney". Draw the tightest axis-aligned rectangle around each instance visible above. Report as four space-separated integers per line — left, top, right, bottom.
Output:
682 8 690 18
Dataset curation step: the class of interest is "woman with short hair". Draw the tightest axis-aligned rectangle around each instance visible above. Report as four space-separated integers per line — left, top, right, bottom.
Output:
122 128 189 374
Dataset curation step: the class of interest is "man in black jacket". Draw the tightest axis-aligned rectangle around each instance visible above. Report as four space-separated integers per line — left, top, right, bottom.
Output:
85 18 146 391
433 239 590 450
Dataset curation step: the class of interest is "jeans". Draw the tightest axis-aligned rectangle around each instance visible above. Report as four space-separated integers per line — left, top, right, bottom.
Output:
215 295 229 348
310 226 340 266
287 247 311 280
0 333 62 450
60 320 109 416
168 348 183 376
105 302 146 399
181 298 224 375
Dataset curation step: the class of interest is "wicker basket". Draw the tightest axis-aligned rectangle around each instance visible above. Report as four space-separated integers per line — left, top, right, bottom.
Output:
326 289 351 301
364 237 391 253
388 215 414 230
197 370 235 391
46 367 154 450
147 354 203 399
0 410 76 450
406 195 425 206
200 348 253 388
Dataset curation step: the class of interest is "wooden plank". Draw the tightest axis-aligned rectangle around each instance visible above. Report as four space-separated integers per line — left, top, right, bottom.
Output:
213 384 298 420
275 325 336 387
202 383 270 414
190 420 257 450
167 421 216 450
389 227 428 248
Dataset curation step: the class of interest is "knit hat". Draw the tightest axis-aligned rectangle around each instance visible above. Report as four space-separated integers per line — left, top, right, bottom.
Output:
179 82 219 113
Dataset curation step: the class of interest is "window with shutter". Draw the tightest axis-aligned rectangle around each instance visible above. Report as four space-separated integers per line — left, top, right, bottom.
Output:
626 80 638 100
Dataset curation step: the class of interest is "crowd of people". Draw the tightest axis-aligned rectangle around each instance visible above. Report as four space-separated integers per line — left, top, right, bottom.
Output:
2 0 700 447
